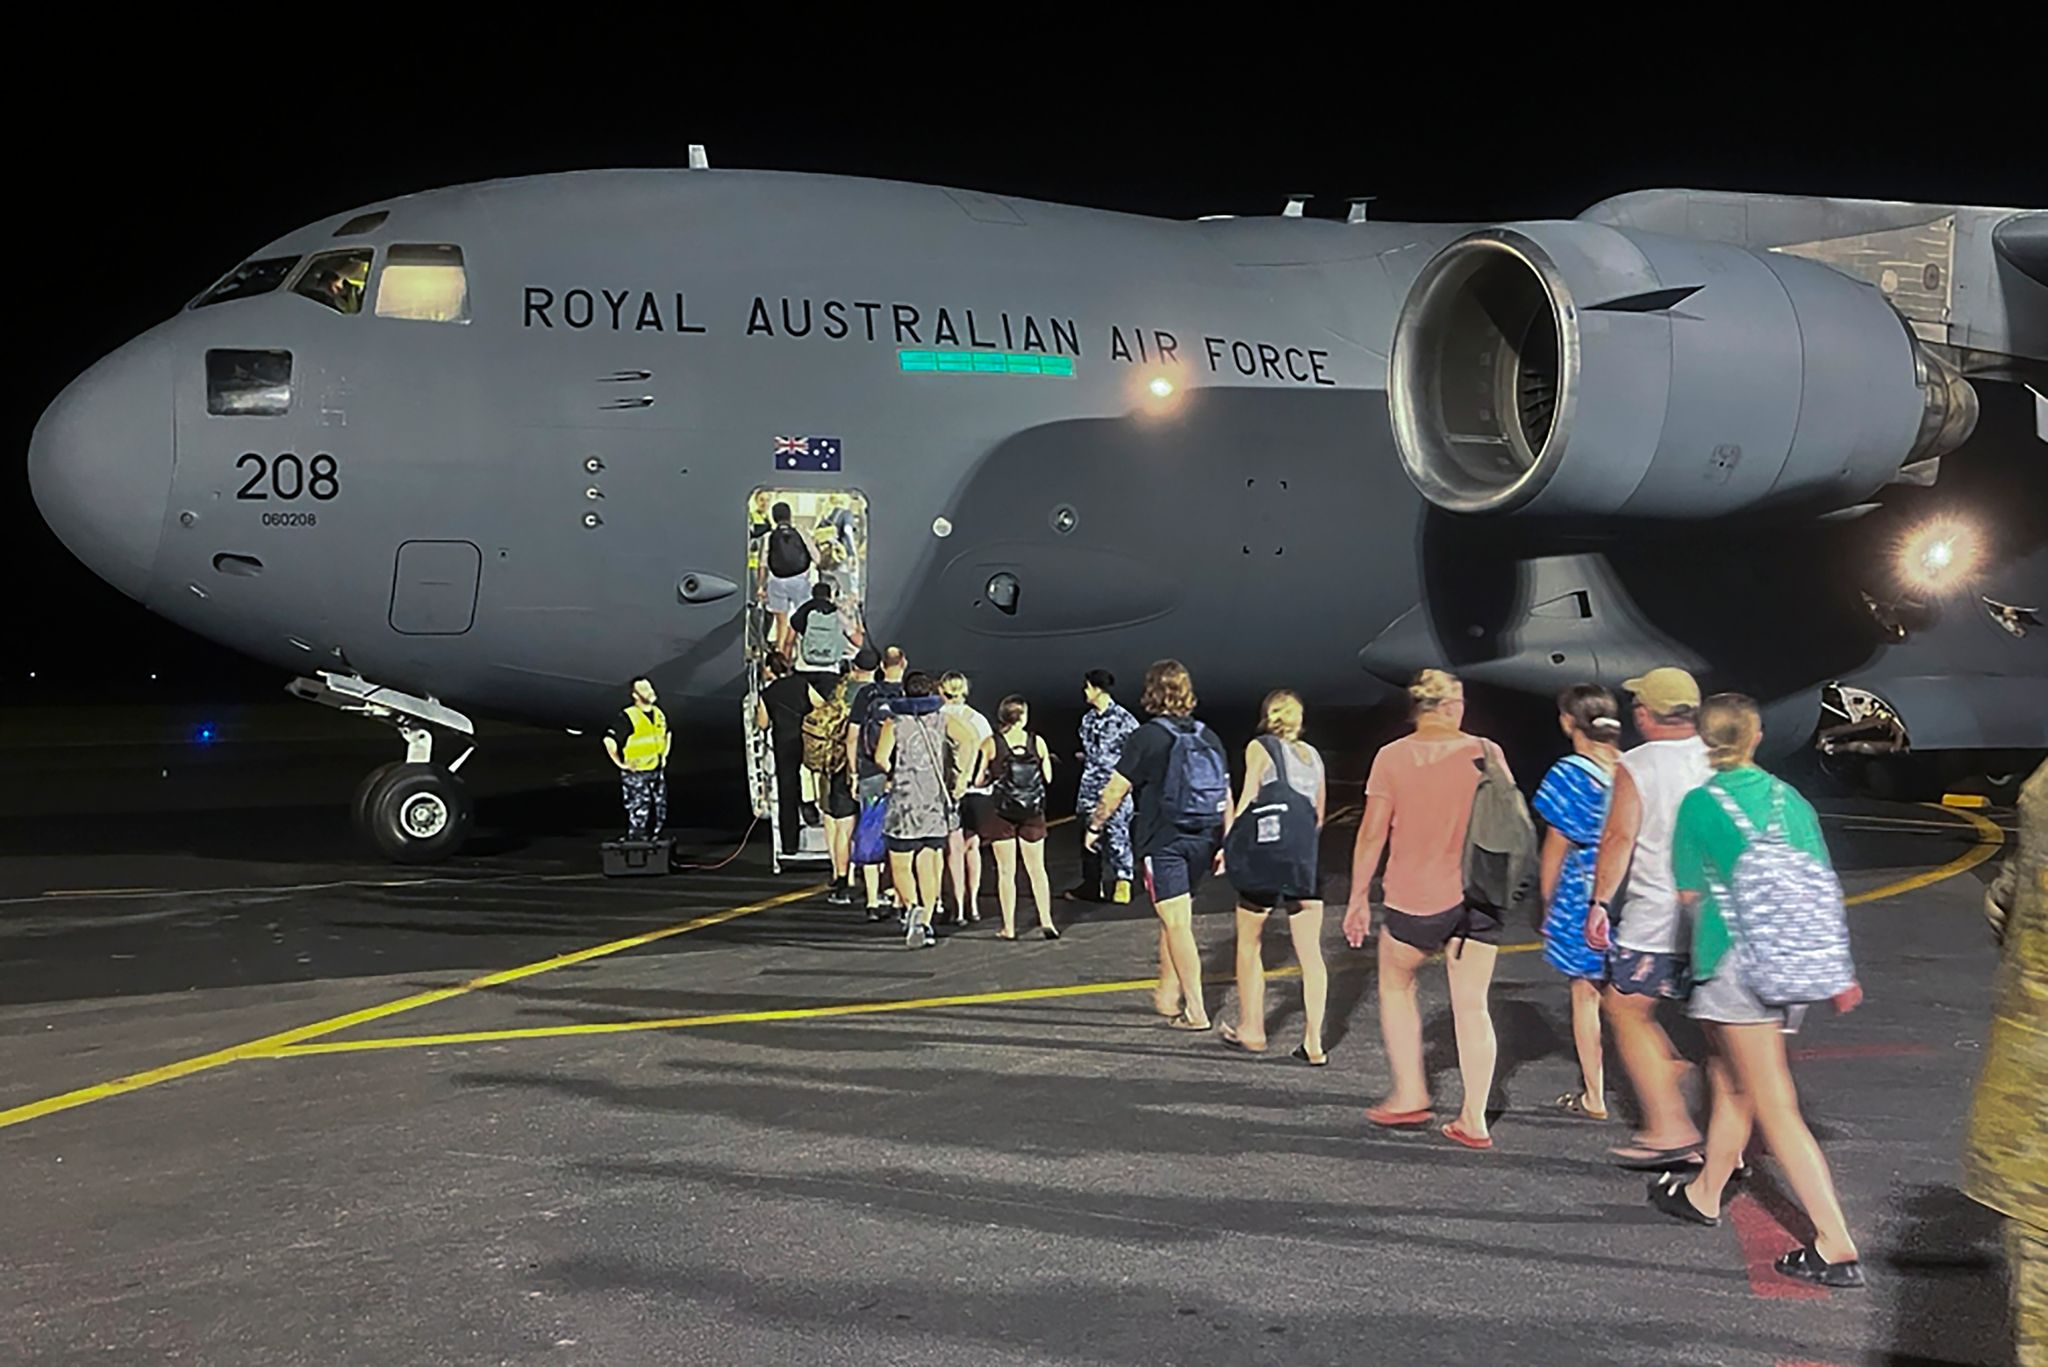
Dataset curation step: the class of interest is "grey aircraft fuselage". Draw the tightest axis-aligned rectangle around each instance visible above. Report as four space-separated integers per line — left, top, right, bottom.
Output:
28 169 2048 766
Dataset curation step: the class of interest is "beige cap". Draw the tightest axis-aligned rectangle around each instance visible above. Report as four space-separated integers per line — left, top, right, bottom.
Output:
1623 666 1701 716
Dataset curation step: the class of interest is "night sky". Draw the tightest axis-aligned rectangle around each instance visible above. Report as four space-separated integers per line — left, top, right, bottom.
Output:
11 66 2040 706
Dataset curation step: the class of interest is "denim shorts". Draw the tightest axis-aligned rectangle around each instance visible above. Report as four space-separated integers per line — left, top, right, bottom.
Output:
1607 947 1693 1000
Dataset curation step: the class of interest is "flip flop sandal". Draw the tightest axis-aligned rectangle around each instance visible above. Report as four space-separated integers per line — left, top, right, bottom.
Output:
1365 1105 1434 1129
1553 1091 1611 1121
1218 1024 1268 1053
1647 1173 1719 1227
1773 1244 1867 1290
1291 1045 1329 1067
1152 993 1184 1018
1610 1144 1705 1171
1165 1012 1213 1031
1440 1121 1494 1150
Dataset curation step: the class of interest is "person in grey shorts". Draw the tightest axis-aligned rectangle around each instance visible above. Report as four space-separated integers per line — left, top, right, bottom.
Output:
1648 693 1867 1292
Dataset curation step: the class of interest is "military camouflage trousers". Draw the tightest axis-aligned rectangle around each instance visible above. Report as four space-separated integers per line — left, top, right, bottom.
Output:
1077 767 1133 884
621 767 667 840
2016 1222 2047 1367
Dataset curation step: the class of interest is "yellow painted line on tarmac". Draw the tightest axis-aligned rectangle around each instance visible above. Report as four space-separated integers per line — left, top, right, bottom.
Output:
0 883 822 1132
1843 803 2004 906
257 941 1554 1058
259 975 1175 1056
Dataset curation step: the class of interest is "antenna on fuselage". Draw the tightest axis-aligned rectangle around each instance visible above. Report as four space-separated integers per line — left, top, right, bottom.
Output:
1282 194 1310 218
1347 197 1377 224
688 144 710 170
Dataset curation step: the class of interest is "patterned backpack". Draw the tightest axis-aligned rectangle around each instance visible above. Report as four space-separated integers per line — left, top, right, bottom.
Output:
1704 779 1856 1005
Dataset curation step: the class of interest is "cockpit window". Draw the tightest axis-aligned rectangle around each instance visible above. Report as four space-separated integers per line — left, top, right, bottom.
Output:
206 349 292 416
191 255 300 309
290 249 373 315
375 244 469 323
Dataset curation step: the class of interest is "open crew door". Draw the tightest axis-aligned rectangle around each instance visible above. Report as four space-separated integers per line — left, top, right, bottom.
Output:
744 488 870 873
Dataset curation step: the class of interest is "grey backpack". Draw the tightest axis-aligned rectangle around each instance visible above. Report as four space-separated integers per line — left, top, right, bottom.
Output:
1705 779 1856 1005
1462 741 1539 919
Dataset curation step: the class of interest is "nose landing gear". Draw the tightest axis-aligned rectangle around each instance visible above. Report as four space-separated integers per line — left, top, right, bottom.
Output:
292 672 476 863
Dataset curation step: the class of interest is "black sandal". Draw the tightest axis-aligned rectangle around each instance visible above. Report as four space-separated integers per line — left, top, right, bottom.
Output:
1553 1091 1610 1121
1647 1173 1719 1227
1773 1244 1866 1289
1291 1045 1329 1067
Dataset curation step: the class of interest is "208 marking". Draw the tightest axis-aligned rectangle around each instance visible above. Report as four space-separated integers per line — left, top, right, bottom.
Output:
236 452 340 502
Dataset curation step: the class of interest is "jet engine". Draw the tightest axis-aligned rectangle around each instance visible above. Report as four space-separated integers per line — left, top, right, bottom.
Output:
1388 222 1979 518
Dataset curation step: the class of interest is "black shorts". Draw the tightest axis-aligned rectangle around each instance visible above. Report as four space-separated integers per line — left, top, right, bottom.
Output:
1142 828 1220 903
959 792 997 836
1383 904 1502 953
822 770 857 820
979 804 1048 843
886 834 947 854
1237 889 1322 915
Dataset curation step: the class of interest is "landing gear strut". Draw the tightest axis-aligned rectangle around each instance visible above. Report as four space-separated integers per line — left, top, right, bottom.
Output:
291 672 477 864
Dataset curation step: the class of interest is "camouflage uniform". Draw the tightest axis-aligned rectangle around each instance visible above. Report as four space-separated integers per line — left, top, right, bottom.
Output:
1078 700 1138 889
622 768 667 840
1966 761 2047 1364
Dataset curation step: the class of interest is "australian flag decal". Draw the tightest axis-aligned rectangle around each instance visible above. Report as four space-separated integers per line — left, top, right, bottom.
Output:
773 435 843 472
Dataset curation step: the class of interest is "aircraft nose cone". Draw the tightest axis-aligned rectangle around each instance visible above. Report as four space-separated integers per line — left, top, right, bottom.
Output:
28 335 175 603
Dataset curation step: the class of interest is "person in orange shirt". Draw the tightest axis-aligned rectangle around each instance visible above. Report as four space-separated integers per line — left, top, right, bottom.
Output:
1345 669 1510 1150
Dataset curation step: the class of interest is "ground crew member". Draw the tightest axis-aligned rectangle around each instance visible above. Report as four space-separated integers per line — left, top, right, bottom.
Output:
1966 759 2047 1363
603 678 672 840
1070 669 1138 903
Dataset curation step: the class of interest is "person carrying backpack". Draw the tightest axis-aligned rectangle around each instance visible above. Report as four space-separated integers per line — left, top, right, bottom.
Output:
1648 692 1867 1291
976 695 1057 940
792 579 859 677
1087 660 1230 1032
1219 691 1329 1064
760 501 815 655
802 670 858 905
1343 669 1512 1150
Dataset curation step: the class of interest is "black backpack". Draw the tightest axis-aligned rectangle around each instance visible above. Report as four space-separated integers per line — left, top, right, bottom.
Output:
766 524 812 578
994 732 1047 822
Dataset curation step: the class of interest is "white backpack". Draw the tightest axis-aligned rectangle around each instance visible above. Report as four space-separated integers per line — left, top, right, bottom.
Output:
1704 779 1856 1005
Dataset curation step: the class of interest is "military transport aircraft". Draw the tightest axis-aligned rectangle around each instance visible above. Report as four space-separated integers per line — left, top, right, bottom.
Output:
27 153 2048 861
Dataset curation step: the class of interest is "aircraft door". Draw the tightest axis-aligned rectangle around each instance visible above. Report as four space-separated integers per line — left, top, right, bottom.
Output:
744 488 868 873
389 539 482 635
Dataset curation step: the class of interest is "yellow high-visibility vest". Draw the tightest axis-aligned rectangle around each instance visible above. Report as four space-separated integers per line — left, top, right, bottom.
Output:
622 705 668 770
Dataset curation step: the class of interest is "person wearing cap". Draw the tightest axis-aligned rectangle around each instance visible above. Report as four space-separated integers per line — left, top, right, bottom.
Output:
1586 665 1713 1168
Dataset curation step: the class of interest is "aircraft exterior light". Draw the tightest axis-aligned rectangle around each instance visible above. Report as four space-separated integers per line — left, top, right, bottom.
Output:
1897 517 1983 596
1148 376 1175 399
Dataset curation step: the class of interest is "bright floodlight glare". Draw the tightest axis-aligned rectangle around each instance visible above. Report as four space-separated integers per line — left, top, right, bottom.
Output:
1147 376 1175 399
1897 518 1982 596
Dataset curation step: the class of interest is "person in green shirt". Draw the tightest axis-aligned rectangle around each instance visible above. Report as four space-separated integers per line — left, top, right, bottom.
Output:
1648 692 1868 1291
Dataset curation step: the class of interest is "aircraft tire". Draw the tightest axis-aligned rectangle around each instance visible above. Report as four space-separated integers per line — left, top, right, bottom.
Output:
351 762 401 836
364 762 472 864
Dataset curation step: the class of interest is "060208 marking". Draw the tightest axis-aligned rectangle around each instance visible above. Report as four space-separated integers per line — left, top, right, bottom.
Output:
262 511 318 527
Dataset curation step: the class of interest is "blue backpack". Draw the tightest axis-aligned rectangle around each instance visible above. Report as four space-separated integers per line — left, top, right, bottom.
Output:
1154 718 1229 832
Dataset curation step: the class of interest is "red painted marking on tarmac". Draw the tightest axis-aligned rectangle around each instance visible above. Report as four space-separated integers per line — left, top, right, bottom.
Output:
1728 1195 1825 1301
1787 1042 1936 1062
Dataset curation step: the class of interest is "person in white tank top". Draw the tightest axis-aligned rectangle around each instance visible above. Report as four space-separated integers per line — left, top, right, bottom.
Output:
1587 668 1711 1166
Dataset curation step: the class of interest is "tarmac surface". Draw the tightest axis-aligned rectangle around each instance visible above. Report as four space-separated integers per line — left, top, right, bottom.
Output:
0 712 2024 1366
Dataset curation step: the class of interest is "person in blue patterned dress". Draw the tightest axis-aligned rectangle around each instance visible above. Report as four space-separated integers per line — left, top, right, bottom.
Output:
1069 670 1139 903
1532 684 1624 1121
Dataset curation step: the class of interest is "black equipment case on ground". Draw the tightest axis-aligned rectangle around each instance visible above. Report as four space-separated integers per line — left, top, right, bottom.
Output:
600 838 673 877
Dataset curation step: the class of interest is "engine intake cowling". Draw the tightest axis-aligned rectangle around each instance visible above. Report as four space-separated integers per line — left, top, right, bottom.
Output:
1387 221 1977 518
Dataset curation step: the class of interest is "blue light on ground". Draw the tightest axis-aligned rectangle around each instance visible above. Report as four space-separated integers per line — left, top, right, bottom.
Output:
194 724 217 744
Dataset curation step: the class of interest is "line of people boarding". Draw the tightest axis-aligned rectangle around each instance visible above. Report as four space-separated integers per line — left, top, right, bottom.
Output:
765 646 1869 1291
